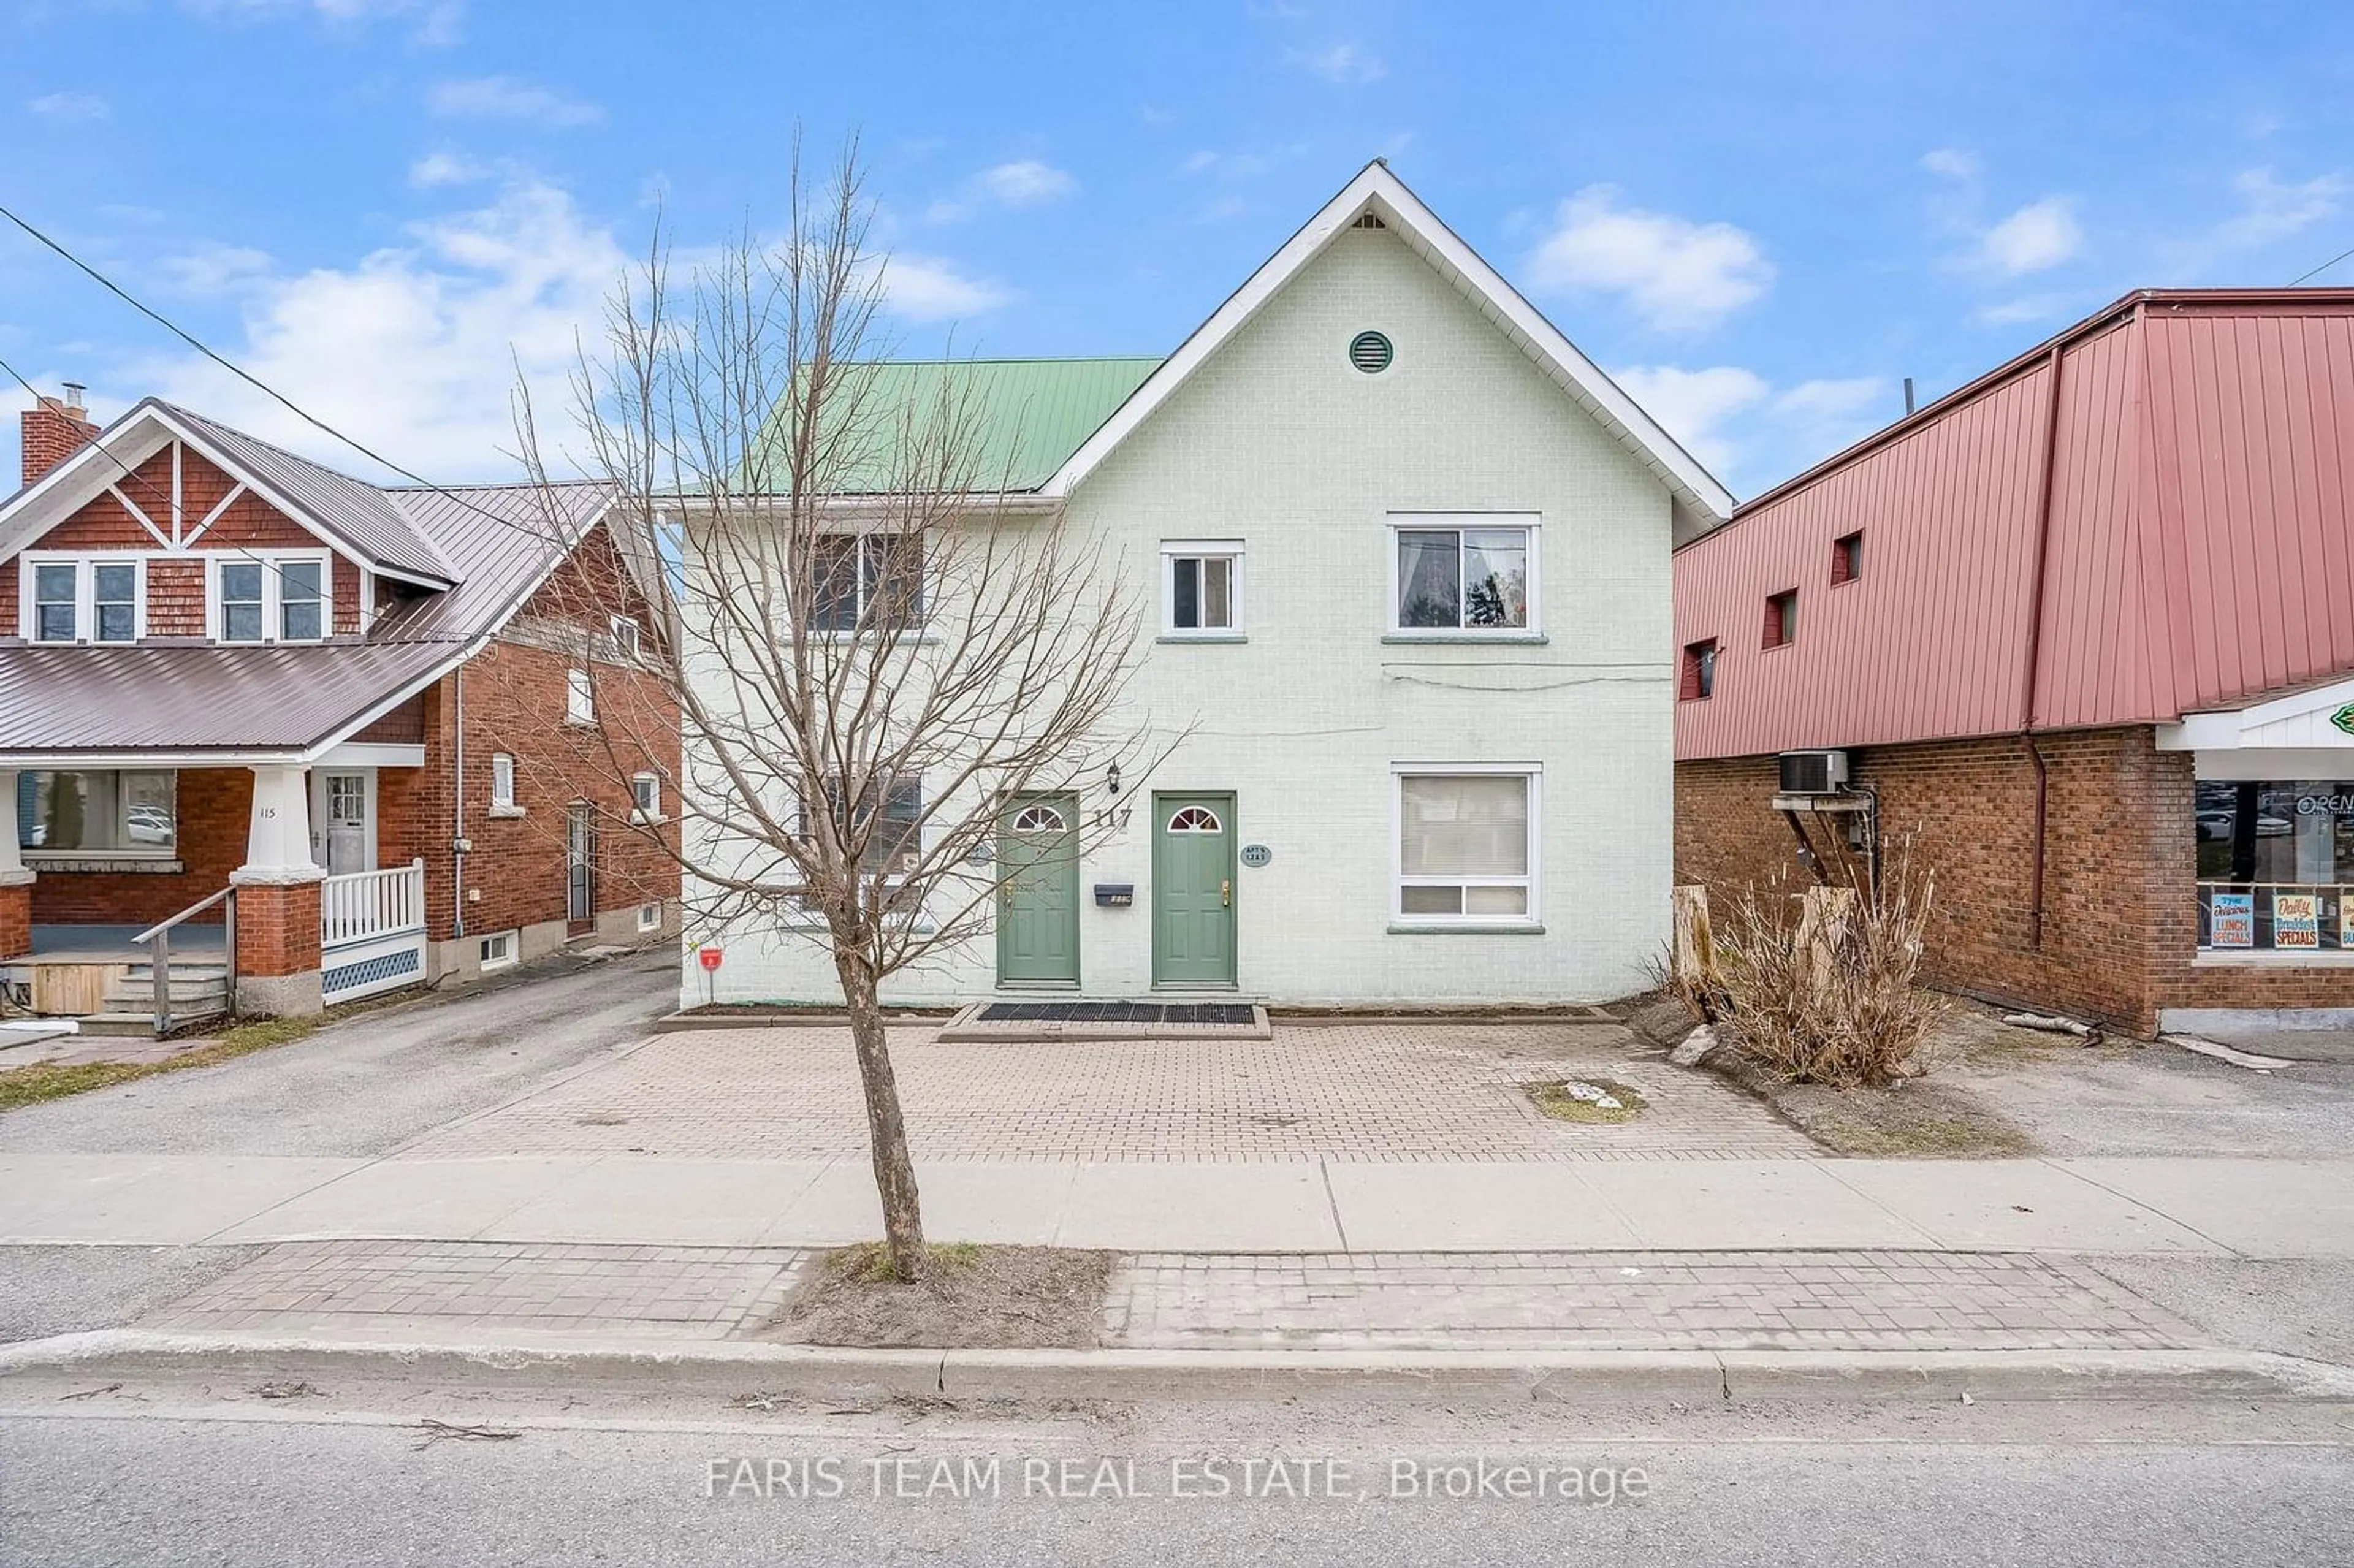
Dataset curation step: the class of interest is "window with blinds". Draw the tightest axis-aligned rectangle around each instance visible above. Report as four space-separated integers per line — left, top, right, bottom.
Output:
1395 771 1536 922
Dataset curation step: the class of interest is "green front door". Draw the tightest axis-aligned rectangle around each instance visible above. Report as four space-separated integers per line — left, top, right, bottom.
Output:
996 793 1081 984
1152 793 1236 986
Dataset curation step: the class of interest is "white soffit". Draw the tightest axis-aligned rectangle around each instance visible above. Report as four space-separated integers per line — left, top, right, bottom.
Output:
2159 673 2354 751
1043 161 1735 528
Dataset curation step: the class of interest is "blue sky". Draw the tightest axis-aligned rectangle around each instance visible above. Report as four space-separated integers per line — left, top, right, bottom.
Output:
4 0 2350 498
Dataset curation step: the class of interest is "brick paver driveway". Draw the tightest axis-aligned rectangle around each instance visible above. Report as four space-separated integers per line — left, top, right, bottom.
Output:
405 1019 1816 1163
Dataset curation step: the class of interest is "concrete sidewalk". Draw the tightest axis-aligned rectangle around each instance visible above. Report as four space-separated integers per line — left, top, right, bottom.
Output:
2 1151 2347 1257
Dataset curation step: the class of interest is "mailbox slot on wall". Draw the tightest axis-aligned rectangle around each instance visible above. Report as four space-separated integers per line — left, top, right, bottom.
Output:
1094 883 1135 908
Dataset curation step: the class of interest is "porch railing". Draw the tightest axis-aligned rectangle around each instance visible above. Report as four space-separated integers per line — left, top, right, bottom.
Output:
129 886 237 1037
321 858 427 947
319 859 428 1006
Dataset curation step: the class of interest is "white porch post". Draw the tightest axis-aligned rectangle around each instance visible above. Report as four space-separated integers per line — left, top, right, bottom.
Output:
0 769 32 959
0 769 27 883
236 764 321 880
228 764 326 1017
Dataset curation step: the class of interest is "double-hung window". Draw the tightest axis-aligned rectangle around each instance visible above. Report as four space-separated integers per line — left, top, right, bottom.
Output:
1390 514 1538 635
25 558 141 643
631 772 663 822
489 753 519 814
215 554 329 643
813 775 923 880
810 532 924 634
1160 541 1244 637
1393 767 1539 924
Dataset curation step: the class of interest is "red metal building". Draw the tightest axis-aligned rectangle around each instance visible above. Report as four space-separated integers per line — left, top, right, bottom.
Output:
1674 289 2354 1035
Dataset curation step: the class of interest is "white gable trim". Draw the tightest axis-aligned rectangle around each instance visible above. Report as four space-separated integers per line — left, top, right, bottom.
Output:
2161 674 2354 752
0 402 449 589
1040 161 1735 528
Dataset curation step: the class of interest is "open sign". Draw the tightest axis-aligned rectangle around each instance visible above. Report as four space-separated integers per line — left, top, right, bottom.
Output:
697 946 724 972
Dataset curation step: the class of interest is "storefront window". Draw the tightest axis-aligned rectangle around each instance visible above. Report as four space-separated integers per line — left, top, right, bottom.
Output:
2196 780 2354 951
15 771 178 856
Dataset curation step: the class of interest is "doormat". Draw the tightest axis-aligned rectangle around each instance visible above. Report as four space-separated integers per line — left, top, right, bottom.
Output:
935 1000 1273 1041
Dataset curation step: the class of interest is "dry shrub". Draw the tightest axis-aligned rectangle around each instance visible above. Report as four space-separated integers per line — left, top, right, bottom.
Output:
1701 848 1946 1087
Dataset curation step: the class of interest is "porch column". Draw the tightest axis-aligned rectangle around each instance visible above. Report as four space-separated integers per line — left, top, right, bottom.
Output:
0 769 31 959
227 764 324 1017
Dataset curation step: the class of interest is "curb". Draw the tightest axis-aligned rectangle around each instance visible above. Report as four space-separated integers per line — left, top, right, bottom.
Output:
6 1329 2350 1407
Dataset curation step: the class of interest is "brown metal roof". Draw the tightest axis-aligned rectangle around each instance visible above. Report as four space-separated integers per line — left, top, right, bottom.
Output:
159 403 460 586
373 480 615 642
0 642 457 759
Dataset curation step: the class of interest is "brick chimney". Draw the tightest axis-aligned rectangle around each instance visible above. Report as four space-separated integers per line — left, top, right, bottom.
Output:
21 383 97 487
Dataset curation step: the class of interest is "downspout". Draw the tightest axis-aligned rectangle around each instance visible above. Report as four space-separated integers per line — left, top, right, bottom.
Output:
452 666 467 940
2019 341 2070 950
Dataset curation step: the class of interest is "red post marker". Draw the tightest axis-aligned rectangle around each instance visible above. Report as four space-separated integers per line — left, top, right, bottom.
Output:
698 946 723 972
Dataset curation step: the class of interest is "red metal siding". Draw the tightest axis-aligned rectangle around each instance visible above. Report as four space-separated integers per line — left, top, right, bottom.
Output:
1675 292 2354 761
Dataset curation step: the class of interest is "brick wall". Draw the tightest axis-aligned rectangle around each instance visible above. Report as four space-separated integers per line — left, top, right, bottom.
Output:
26 767 251 929
20 397 96 487
1675 726 2187 1033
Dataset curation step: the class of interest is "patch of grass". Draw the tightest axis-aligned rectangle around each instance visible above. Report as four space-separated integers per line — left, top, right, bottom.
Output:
843 1239 983 1284
0 1012 324 1112
1525 1076 1649 1124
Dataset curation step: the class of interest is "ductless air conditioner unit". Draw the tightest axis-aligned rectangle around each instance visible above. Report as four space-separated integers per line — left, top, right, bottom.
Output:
1778 749 1850 795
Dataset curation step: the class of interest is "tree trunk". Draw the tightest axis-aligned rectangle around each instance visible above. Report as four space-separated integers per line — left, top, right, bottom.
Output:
834 948 926 1281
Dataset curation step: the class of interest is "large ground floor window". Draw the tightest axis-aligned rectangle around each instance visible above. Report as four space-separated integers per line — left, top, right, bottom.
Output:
1393 766 1539 924
16 769 178 857
2196 779 2354 950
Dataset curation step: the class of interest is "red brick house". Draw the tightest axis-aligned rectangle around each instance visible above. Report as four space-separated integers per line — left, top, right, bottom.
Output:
0 390 677 1031
1674 289 2354 1037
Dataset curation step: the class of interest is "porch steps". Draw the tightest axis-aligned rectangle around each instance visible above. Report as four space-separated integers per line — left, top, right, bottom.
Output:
77 962 232 1038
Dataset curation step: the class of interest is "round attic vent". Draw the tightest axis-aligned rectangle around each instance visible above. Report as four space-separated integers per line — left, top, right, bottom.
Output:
1348 330 1393 375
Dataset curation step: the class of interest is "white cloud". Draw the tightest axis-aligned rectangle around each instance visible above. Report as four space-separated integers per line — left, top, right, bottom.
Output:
1973 197 2082 276
928 160 1076 222
428 75 603 129
160 243 276 296
182 0 463 42
126 180 627 482
2216 167 2346 248
1291 42 1385 83
28 92 109 121
409 151 494 188
1920 148 1979 181
868 253 1013 321
1974 292 2076 327
1525 186 1773 333
1617 365 1892 492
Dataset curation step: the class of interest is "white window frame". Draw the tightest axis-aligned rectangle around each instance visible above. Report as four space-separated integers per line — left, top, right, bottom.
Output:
209 550 332 644
1385 512 1542 639
489 752 522 817
635 901 663 933
802 530 929 639
608 614 641 660
1389 763 1542 928
478 930 519 972
565 668 596 727
631 771 663 824
20 554 147 644
1158 539 1247 640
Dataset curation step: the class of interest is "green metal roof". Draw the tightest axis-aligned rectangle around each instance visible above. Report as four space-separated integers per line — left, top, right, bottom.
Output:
760 357 1164 495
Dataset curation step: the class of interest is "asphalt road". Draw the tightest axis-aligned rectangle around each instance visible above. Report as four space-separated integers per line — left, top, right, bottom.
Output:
0 949 677 1159
5 1389 2352 1567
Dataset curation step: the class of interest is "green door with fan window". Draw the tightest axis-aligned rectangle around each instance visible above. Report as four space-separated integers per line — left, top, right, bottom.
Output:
996 793 1081 984
1152 793 1236 986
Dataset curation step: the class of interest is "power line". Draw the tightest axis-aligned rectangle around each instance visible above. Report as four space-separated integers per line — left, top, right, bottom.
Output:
2289 243 2354 287
0 200 590 558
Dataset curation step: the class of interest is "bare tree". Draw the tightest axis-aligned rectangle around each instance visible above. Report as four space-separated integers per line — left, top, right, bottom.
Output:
513 140 1163 1281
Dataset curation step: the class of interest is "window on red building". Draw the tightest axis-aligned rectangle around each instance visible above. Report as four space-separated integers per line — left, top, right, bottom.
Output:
1762 590 1797 649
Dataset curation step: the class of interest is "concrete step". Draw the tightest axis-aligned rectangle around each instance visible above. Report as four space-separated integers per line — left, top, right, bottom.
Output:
75 1008 228 1039
120 962 229 982
101 976 230 1008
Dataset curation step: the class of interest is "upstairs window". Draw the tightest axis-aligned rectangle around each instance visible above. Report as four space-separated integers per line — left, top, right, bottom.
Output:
810 532 924 634
1681 639 1718 700
490 753 517 810
1161 541 1244 637
1831 530 1863 585
609 614 642 659
214 554 329 644
26 558 140 643
1392 517 1537 634
631 772 662 821
565 669 595 726
1764 589 1797 649
814 775 923 878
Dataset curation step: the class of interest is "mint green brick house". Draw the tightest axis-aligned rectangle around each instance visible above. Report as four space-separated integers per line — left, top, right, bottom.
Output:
682 162 1729 1008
